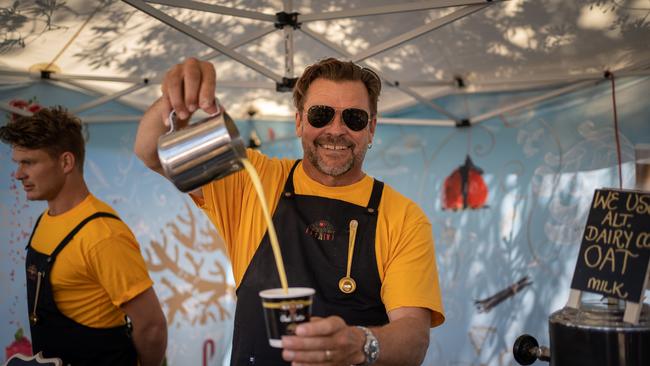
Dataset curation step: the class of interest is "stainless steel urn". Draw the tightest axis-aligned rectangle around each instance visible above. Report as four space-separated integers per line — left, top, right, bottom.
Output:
514 300 650 366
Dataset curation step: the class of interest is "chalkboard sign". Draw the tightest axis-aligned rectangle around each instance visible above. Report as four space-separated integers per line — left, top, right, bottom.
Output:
570 188 650 303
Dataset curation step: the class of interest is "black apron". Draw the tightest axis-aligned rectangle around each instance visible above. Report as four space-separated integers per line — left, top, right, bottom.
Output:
26 212 138 366
231 161 389 365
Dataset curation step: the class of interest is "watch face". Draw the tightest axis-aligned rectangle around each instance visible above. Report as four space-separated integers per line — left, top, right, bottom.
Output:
364 333 379 363
368 338 379 359
358 326 379 365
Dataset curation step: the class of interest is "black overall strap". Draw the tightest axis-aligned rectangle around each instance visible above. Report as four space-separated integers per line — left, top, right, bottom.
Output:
25 213 44 250
48 212 120 261
26 210 136 366
283 159 385 212
282 159 302 195
367 180 384 212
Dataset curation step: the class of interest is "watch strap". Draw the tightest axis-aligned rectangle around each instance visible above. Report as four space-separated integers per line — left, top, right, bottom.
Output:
354 326 379 365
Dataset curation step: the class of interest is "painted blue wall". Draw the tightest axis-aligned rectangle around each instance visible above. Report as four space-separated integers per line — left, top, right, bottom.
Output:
2 77 649 365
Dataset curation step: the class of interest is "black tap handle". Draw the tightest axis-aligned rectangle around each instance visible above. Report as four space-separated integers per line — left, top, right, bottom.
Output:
513 334 541 365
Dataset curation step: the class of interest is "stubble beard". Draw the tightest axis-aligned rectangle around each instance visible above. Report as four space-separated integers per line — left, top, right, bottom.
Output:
304 135 368 177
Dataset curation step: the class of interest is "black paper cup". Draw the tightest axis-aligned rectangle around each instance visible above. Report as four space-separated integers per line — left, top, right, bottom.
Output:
259 287 315 348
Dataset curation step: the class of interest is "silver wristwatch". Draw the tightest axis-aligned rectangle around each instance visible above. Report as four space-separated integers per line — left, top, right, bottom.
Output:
355 326 379 365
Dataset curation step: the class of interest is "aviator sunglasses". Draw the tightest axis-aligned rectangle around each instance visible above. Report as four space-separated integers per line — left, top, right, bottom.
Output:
306 105 370 131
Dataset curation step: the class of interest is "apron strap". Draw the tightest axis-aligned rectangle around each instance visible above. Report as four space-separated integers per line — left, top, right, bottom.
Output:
282 159 302 196
48 212 121 262
367 180 384 213
282 159 385 213
26 213 45 250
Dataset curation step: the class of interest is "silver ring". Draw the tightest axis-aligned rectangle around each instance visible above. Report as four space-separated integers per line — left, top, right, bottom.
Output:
324 349 332 361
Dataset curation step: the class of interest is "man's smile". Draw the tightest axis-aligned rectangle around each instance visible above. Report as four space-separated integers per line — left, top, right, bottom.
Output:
319 143 350 151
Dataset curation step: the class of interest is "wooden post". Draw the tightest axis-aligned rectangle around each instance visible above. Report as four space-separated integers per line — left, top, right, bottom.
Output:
567 289 582 309
623 261 650 324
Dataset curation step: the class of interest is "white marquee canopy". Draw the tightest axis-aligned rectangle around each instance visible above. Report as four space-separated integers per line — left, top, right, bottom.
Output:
1 0 649 126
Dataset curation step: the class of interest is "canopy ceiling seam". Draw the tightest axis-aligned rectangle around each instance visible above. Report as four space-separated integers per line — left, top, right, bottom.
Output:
352 4 490 63
45 78 148 111
470 80 602 125
0 81 36 91
146 0 276 22
299 0 502 22
202 25 278 61
146 0 503 22
394 84 461 122
469 62 650 125
404 69 650 88
283 0 292 12
80 115 147 124
45 7 99 72
380 87 457 115
71 82 150 114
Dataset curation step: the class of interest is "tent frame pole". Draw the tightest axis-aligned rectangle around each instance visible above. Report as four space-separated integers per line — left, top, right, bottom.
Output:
71 82 150 114
145 0 275 21
470 65 650 125
396 69 650 90
300 27 461 121
202 25 278 61
353 4 489 62
470 80 600 125
282 0 295 79
123 0 283 83
122 0 498 119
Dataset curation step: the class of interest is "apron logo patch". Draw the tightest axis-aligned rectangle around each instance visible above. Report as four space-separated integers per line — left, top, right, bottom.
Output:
305 220 335 241
27 264 38 281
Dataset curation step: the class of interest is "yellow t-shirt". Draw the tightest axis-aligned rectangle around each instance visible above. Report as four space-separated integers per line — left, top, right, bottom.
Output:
196 149 445 327
30 194 153 328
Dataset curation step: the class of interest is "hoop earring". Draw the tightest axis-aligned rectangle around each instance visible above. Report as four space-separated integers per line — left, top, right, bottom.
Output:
367 142 373 149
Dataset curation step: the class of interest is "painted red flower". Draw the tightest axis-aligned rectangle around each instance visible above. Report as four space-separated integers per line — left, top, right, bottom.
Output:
4 328 32 359
7 97 42 122
27 104 42 113
9 99 29 109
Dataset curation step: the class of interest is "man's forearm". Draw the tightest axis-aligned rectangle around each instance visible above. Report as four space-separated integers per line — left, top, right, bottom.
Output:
132 323 167 366
372 311 430 366
134 97 167 174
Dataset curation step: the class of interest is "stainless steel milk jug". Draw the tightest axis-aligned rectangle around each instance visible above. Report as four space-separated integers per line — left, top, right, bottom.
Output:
157 108 246 192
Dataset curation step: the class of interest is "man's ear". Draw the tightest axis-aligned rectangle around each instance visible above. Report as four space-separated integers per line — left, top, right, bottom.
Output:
295 111 303 138
60 152 76 174
369 116 377 139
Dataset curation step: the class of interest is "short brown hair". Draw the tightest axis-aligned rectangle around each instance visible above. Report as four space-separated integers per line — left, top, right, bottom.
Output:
293 58 382 117
0 106 86 171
